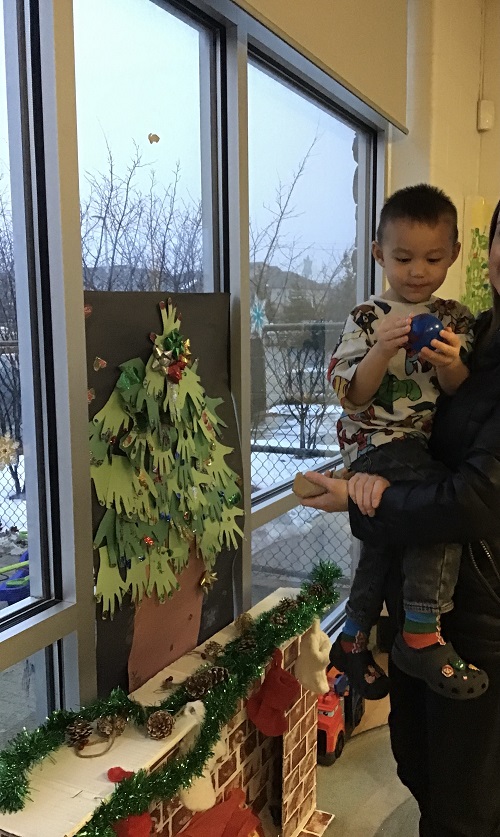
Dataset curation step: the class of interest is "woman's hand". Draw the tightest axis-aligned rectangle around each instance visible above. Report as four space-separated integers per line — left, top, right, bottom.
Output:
347 472 391 516
301 471 349 512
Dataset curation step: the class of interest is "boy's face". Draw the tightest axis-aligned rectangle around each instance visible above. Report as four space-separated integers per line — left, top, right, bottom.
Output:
372 218 461 304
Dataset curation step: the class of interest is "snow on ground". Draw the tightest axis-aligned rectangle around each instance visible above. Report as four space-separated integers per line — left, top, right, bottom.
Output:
0 457 26 531
251 402 342 491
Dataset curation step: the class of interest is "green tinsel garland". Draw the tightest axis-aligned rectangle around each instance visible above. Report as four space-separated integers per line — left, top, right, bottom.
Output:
0 562 341 835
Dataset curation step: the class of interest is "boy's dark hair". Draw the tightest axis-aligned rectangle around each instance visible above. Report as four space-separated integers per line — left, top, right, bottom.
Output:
377 184 458 244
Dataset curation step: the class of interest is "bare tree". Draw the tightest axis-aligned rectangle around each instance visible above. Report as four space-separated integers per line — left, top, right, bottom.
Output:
80 146 203 293
248 136 356 451
249 137 317 316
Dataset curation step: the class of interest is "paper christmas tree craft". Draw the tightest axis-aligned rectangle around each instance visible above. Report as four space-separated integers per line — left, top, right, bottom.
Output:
89 300 244 616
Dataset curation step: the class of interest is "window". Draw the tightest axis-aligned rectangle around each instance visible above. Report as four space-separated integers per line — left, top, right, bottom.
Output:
0 0 96 713
73 0 219 293
247 60 374 605
0 650 50 748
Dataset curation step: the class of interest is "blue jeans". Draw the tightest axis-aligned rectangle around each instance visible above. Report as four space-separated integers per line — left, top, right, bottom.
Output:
345 437 462 632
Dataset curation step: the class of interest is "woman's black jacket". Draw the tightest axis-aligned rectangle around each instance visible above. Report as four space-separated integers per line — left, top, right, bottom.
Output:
348 312 500 661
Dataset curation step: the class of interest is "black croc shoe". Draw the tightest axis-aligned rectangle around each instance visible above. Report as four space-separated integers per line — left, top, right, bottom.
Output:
329 635 390 700
391 633 489 700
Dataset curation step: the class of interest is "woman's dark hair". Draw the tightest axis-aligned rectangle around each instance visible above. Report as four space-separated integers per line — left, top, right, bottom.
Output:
489 200 500 325
489 200 500 251
476 199 500 351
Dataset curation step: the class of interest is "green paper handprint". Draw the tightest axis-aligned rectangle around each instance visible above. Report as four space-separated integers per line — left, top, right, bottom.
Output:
126 557 149 604
147 555 179 602
218 505 244 551
95 547 128 618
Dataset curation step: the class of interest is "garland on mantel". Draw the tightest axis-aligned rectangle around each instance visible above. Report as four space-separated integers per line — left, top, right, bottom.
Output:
0 563 340 835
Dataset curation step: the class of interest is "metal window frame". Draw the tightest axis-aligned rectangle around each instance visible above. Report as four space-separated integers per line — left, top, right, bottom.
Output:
0 0 97 705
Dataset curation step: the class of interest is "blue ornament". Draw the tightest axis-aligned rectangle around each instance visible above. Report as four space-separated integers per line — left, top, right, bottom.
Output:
407 313 443 353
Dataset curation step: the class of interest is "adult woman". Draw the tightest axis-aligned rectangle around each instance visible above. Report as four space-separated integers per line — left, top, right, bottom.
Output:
304 200 500 836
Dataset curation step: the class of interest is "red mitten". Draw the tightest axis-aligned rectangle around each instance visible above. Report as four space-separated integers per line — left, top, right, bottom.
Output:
246 649 300 736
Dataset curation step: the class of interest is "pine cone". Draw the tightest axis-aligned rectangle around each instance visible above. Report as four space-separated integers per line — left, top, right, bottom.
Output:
66 718 92 750
185 666 228 699
96 714 128 738
307 582 326 599
146 710 174 740
270 611 286 626
234 612 254 635
201 640 223 662
238 635 257 653
276 597 299 613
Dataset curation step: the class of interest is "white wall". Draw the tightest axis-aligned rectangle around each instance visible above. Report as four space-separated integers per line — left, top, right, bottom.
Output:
389 0 500 300
479 0 500 199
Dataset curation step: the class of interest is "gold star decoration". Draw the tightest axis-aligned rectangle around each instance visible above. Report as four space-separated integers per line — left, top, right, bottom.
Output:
0 434 19 469
200 570 218 595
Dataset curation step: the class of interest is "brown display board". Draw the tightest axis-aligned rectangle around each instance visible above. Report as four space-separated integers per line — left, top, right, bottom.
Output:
84 292 242 696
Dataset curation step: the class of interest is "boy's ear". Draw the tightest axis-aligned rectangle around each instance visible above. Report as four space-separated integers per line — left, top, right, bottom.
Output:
372 240 385 267
451 241 461 264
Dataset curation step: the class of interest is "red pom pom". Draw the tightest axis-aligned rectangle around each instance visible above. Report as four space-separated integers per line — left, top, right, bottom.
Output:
107 766 134 783
112 813 153 837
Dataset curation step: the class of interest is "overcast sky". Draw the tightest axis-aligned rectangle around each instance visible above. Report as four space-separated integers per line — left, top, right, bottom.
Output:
1 0 357 279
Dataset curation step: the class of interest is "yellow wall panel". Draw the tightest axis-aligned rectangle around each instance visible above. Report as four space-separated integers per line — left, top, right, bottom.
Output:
236 0 408 128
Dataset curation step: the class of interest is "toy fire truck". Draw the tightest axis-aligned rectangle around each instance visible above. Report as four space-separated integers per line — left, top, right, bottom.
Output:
317 667 364 766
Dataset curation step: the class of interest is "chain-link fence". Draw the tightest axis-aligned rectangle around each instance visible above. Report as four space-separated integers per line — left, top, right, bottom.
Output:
250 321 344 492
250 321 353 605
0 343 25 533
0 459 26 532
252 505 353 606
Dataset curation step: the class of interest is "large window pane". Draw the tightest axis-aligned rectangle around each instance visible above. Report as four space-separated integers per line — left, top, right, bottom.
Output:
0 649 51 748
248 64 362 495
74 0 216 293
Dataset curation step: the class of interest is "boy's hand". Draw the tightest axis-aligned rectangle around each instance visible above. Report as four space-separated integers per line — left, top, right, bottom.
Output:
419 326 463 369
420 327 469 394
373 315 411 360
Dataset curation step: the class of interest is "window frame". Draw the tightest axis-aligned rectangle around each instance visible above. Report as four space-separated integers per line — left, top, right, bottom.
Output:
0 0 96 706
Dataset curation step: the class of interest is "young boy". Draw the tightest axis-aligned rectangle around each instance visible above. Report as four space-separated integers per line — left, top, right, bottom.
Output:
327 184 488 701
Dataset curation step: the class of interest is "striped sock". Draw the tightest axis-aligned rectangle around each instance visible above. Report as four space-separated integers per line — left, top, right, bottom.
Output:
341 617 366 653
403 611 440 649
